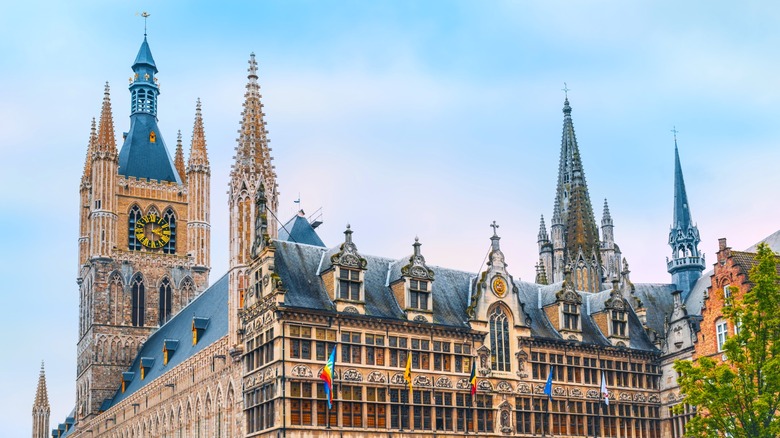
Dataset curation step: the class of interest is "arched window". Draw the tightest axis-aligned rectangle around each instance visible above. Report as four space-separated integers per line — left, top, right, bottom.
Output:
128 206 142 251
163 208 177 254
108 273 123 325
180 278 195 308
489 306 511 372
159 277 172 326
131 274 145 327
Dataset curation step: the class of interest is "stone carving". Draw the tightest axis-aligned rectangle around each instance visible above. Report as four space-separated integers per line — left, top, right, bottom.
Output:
569 388 583 398
367 371 386 384
634 393 646 402
515 349 529 379
413 315 429 323
496 381 513 393
534 384 546 395
648 394 660 403
401 238 435 280
477 345 491 376
413 376 432 387
586 389 600 399
391 373 406 385
499 401 513 434
667 393 678 403
619 392 631 401
290 364 312 378
456 378 470 390
478 380 493 391
343 306 359 314
553 387 566 397
342 369 363 382
435 376 453 388
331 225 367 269
516 383 531 394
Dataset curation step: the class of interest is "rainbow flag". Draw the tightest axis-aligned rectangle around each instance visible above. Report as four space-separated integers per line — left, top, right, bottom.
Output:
469 358 477 396
320 346 336 409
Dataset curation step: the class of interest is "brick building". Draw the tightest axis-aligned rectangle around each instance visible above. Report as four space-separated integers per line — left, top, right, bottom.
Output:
40 34 780 438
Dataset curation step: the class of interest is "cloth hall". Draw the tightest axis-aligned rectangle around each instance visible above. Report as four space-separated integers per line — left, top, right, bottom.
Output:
31 33 780 438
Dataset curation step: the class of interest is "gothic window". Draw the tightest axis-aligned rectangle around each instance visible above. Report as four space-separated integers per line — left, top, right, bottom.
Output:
563 303 579 330
162 208 177 254
131 274 145 327
180 278 195 308
611 310 627 337
716 319 728 352
159 278 172 326
108 273 123 325
489 306 511 372
128 206 142 251
339 268 361 301
409 279 429 310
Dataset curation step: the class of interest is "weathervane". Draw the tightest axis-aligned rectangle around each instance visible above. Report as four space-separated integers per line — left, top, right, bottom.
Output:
561 82 570 99
138 11 150 36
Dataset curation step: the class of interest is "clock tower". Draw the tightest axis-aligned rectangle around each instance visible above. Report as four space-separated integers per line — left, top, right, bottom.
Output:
75 35 211 420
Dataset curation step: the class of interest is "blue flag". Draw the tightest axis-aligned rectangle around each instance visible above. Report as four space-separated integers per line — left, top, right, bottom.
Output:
544 366 554 401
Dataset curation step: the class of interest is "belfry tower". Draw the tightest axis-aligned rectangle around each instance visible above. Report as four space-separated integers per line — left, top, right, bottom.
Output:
537 96 621 292
227 54 279 353
667 134 704 295
75 35 210 419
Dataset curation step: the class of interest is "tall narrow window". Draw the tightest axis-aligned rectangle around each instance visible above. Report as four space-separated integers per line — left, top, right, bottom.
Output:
611 311 627 337
159 278 172 326
716 320 728 352
489 306 511 372
108 273 123 325
163 208 177 254
563 303 579 330
409 280 429 310
131 275 145 327
128 206 142 251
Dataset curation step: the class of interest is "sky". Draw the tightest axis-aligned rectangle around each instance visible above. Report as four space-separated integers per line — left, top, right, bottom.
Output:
1 0 779 435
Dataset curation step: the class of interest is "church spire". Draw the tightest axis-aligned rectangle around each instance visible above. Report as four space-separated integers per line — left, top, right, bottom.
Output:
541 94 604 291
174 130 186 183
32 361 50 438
95 83 116 155
667 131 704 295
81 117 97 185
188 98 209 169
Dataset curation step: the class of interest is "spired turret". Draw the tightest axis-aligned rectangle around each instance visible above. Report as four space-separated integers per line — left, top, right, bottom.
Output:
187 99 211 272
667 134 705 295
32 362 50 438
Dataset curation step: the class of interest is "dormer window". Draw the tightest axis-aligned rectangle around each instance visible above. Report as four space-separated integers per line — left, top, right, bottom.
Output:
409 280 429 310
339 268 361 301
611 310 627 337
563 303 580 330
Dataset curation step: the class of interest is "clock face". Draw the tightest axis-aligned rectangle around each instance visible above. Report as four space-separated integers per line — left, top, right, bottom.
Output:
134 214 171 249
492 277 507 297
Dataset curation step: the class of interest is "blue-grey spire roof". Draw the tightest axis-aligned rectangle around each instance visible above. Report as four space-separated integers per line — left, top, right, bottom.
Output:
672 141 692 230
117 36 182 183
278 212 326 247
133 36 158 73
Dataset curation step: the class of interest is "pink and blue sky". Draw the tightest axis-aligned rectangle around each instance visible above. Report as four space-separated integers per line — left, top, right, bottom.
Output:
1 1 779 435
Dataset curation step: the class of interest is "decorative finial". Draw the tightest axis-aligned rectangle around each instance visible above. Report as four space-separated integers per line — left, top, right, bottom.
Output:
139 11 150 37
671 126 679 145
490 220 500 237
561 82 570 99
248 53 258 80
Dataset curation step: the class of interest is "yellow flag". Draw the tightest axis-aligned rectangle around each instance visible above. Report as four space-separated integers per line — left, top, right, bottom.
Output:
404 351 413 395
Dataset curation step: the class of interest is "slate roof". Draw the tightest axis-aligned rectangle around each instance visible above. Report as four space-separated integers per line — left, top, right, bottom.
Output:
133 36 158 73
278 214 326 247
274 241 659 350
102 273 229 408
118 116 182 183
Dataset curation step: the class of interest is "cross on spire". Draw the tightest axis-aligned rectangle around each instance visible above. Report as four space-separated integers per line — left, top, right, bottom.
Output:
561 82 570 99
490 220 500 236
671 126 679 144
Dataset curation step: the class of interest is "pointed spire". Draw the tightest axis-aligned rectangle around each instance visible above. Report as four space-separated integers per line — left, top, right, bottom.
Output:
602 198 613 226
401 237 435 280
173 130 186 182
81 118 97 184
96 82 116 155
535 260 548 285
331 224 367 269
187 98 209 170
672 139 692 231
133 36 158 73
34 361 49 408
538 215 548 242
232 53 277 193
